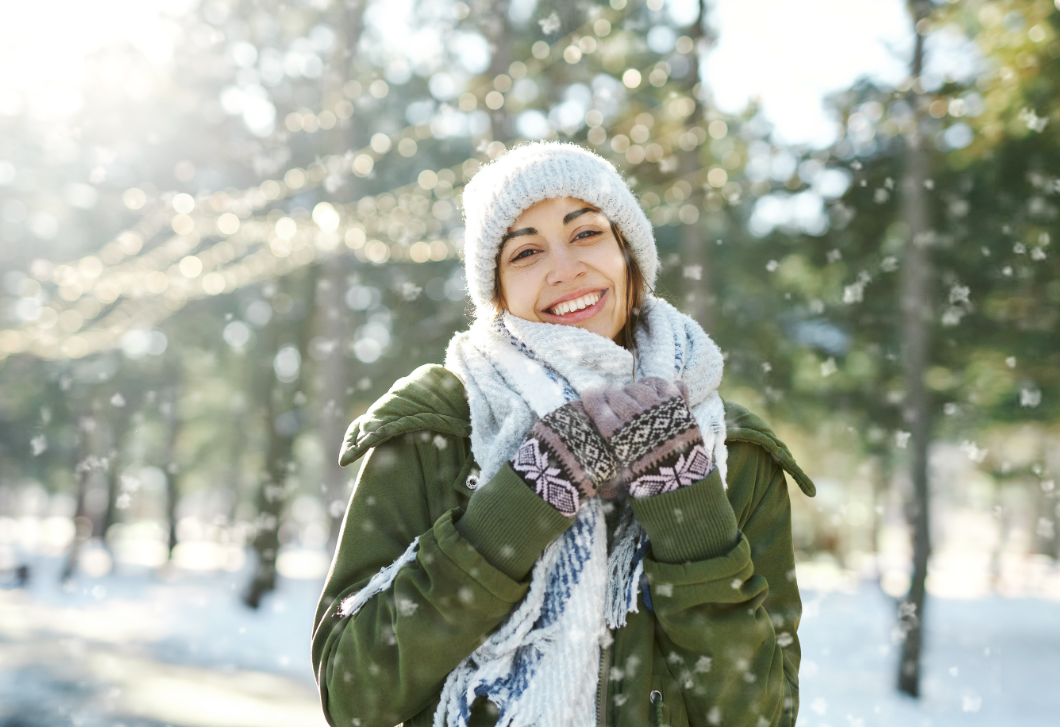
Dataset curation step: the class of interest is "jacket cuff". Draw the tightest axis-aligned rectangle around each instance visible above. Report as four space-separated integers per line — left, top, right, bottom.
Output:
630 466 739 564
456 463 574 581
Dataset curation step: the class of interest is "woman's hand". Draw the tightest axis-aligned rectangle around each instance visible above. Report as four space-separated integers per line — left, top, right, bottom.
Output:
582 377 712 498
509 400 617 516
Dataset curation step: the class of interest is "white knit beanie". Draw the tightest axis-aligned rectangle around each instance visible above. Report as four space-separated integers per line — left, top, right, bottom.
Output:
460 141 658 316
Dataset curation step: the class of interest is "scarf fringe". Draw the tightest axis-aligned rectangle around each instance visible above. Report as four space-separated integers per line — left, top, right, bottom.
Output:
604 506 646 629
337 536 420 618
435 499 609 727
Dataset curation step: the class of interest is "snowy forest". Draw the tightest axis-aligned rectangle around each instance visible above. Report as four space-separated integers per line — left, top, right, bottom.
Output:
0 0 1058 725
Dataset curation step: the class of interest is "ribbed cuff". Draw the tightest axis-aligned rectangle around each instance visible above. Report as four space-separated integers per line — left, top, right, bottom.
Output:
630 467 739 563
456 463 574 581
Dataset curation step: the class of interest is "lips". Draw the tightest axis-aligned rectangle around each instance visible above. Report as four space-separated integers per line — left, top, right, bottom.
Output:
547 290 603 316
546 288 606 317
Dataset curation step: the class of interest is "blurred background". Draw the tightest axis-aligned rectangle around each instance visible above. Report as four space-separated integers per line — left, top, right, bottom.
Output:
0 0 1057 725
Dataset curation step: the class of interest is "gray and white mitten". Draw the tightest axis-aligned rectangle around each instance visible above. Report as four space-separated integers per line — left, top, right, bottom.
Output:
509 401 617 517
582 378 712 498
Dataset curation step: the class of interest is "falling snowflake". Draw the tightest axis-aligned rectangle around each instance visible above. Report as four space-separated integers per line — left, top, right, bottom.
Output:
820 357 837 377
400 282 422 301
960 440 988 463
765 260 779 272
111 393 126 407
1018 107 1048 132
895 431 911 449
941 307 965 326
538 11 561 35
1005 356 1017 368
683 265 702 280
31 434 47 456
962 693 982 713
658 156 678 173
1020 387 1041 408
396 597 420 616
949 284 970 305
843 282 865 304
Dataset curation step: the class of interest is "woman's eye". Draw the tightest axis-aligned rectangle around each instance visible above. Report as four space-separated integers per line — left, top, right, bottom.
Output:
574 230 602 241
512 248 536 262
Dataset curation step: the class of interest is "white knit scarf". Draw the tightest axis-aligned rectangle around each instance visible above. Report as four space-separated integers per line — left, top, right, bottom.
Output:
341 296 726 727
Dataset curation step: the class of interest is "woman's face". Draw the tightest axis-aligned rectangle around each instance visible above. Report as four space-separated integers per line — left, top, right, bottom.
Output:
496 196 628 343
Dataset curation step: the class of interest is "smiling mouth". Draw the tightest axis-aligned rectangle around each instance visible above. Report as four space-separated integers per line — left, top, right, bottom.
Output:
547 290 603 316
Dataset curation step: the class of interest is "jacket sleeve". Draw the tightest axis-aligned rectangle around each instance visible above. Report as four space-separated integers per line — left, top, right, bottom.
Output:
311 432 571 727
629 440 802 727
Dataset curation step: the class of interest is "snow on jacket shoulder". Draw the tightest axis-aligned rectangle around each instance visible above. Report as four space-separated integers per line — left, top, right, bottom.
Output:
313 363 815 727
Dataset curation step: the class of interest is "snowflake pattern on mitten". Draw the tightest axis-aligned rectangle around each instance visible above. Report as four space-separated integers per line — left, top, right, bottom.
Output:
511 438 582 516
509 400 616 517
582 378 714 499
627 443 712 498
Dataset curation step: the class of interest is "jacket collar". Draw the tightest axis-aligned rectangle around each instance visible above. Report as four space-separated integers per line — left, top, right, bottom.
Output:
339 364 470 466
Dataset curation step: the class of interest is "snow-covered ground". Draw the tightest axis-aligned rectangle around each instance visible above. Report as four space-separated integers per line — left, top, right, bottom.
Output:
1 554 1058 727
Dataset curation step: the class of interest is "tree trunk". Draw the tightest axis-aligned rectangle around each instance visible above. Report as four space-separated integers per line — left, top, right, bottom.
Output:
317 260 353 554
159 365 182 558
101 400 132 552
244 269 317 609
315 0 363 554
681 0 715 332
896 0 934 698
485 0 510 143
337 0 367 150
869 452 892 586
61 413 103 583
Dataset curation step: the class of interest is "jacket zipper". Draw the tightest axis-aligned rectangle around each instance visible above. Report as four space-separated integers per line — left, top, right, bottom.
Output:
596 636 611 727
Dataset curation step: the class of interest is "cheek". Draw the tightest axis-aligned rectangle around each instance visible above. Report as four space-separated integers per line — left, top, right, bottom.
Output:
591 245 628 294
497 267 542 318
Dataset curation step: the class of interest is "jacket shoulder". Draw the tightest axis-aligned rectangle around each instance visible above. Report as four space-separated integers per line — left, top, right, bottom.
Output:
339 364 471 466
723 400 816 497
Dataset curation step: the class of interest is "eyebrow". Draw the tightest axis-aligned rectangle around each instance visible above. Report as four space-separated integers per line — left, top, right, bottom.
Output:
563 207 596 225
499 207 600 247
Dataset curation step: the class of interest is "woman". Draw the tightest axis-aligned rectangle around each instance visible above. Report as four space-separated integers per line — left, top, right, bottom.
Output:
312 142 816 727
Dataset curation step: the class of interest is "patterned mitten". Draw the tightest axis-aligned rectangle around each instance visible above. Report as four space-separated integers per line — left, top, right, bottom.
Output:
509 400 617 517
581 378 712 498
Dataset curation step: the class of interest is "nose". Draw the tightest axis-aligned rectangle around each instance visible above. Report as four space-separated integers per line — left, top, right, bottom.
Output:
545 240 587 286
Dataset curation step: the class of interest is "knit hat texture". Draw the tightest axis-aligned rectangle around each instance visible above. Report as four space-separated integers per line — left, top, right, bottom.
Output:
460 141 658 316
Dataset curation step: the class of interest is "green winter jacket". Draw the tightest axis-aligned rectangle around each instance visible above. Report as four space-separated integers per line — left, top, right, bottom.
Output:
312 364 816 727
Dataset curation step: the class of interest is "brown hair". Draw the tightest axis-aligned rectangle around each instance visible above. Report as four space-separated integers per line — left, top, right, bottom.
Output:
491 218 647 354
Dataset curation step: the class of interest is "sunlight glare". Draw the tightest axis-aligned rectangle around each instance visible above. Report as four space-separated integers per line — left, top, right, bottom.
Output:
0 0 194 118
706 0 911 147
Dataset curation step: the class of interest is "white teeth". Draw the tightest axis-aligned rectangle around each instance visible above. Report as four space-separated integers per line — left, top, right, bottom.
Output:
551 291 601 316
